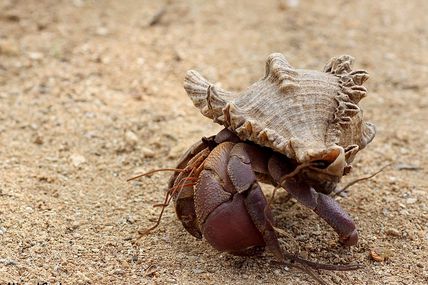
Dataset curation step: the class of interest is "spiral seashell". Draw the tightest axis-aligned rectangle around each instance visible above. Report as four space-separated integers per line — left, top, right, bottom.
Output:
183 53 376 169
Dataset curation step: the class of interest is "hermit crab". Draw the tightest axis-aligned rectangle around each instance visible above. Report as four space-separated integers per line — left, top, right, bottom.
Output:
134 53 375 262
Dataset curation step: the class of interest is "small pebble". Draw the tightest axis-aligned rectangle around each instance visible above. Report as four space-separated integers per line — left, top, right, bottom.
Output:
370 249 385 262
96 26 109 36
141 147 155 158
27 51 44 60
370 248 393 262
331 275 342 284
70 154 86 167
0 226 6 235
113 269 125 275
33 134 43 145
126 215 136 224
0 258 17 266
386 228 400 237
72 0 84 7
125 130 138 147
406 197 417 204
192 268 205 274
286 0 300 7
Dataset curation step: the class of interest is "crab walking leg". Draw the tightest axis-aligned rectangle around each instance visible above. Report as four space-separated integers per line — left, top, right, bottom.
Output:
227 143 283 260
282 179 358 246
173 148 211 239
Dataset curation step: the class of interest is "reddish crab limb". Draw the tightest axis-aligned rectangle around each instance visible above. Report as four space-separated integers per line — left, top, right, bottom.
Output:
282 178 358 246
268 153 358 245
227 143 282 258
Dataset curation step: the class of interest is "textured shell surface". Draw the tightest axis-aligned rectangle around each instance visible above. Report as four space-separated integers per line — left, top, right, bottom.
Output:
184 53 375 170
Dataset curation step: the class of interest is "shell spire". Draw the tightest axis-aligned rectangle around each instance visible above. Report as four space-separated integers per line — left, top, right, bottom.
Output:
183 53 375 166
184 70 238 124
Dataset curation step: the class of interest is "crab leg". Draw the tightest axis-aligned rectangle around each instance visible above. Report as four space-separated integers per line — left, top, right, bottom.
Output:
226 143 283 259
282 178 358 246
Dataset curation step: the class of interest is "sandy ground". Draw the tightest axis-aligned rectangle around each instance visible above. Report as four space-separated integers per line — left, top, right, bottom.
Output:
0 0 427 284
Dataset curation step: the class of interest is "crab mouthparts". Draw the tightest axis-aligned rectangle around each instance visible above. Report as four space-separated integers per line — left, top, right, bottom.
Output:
304 146 347 183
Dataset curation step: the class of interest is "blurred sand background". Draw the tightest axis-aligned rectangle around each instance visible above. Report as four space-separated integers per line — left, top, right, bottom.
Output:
0 0 427 284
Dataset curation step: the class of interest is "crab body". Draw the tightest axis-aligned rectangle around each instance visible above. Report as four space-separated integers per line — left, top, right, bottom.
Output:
170 129 358 258
169 53 375 257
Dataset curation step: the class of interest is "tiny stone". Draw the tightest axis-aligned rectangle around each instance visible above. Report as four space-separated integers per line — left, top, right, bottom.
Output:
33 134 43 145
370 250 384 262
96 26 109 36
126 215 135 224
192 268 205 274
113 269 125 275
286 0 300 7
0 226 6 235
331 274 341 284
125 130 138 147
27 51 44 60
0 258 17 266
73 0 84 7
71 221 80 229
406 197 417 204
70 154 86 167
386 228 400 237
141 147 155 158
295 234 307 241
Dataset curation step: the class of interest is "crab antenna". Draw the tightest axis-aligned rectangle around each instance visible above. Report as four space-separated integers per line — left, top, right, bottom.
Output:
153 182 196 207
127 168 184 182
290 262 328 285
333 162 392 197
284 253 362 271
135 191 170 240
134 174 197 241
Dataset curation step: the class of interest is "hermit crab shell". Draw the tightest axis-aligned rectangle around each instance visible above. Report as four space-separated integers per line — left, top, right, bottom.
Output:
184 53 375 173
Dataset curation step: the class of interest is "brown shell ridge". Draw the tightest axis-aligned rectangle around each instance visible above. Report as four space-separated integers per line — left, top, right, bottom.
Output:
324 55 375 150
263 53 300 92
184 70 238 124
324 55 369 104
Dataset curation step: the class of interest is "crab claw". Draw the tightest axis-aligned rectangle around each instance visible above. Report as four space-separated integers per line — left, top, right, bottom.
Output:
284 178 358 246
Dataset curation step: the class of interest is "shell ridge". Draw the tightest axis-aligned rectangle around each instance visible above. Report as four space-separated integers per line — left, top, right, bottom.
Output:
263 53 300 93
184 70 239 124
324 55 374 158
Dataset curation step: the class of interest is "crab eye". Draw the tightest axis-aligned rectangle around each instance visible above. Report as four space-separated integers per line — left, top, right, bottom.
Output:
311 160 332 169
